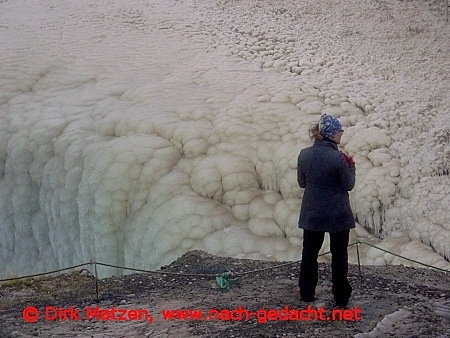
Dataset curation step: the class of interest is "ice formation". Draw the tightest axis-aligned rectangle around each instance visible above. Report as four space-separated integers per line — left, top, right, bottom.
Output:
1 0 450 278
354 308 412 338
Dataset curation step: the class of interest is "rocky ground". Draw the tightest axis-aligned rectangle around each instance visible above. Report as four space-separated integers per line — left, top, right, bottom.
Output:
1 250 449 337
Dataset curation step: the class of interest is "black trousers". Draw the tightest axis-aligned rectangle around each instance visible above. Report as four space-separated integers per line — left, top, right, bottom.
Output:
299 229 352 304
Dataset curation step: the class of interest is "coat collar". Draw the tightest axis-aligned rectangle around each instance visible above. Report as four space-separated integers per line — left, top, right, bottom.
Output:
313 139 338 150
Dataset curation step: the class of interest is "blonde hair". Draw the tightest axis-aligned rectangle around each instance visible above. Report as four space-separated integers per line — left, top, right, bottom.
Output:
309 123 324 141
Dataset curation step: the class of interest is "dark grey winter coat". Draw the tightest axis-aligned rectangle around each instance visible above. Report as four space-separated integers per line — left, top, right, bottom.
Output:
297 139 356 233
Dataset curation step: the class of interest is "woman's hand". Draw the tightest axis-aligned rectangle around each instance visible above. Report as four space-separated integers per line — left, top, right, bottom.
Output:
341 152 355 166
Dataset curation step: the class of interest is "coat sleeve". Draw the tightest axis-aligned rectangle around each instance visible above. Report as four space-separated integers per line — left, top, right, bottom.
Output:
338 153 356 191
297 153 306 188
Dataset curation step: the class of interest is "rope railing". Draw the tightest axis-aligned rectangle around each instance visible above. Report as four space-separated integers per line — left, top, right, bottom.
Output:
354 240 450 273
94 261 222 278
0 262 92 282
1 241 448 284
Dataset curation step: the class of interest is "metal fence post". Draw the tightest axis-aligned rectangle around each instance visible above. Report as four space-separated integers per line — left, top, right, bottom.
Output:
356 241 361 277
91 260 99 303
446 0 449 23
445 0 448 22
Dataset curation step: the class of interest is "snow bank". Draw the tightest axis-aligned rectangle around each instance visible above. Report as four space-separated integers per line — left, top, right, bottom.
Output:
354 308 412 338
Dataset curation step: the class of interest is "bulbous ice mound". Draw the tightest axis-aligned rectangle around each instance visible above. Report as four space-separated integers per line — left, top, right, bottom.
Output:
1 0 450 278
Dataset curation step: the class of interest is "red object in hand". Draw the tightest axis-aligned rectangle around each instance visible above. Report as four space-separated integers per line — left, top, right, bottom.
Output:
342 152 355 166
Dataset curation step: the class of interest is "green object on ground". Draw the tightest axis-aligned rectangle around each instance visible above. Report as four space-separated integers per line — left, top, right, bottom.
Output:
216 272 232 290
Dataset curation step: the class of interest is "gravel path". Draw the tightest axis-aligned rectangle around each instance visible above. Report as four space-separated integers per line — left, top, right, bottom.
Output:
1 251 449 337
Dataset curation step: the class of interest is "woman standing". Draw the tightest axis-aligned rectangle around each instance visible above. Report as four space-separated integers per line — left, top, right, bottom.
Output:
297 114 356 307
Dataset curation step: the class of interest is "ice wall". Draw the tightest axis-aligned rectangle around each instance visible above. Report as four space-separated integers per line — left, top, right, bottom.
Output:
195 0 450 262
1 0 450 278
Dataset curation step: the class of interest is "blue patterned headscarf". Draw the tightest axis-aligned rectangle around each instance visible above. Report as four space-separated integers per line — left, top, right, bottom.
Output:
318 114 342 138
